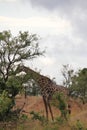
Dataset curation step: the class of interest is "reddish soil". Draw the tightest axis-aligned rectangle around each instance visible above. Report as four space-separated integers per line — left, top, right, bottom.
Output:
15 95 87 126
15 95 60 118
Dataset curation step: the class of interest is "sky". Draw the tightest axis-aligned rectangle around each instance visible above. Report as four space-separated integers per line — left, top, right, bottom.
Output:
0 0 87 84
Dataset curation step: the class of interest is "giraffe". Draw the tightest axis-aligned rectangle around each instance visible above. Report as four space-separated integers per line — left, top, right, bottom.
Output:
16 64 69 121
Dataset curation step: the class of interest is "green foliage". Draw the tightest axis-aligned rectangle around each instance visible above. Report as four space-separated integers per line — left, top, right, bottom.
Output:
76 120 84 130
0 30 44 83
6 75 23 97
30 111 46 124
56 116 65 125
70 68 87 103
0 30 43 97
0 91 13 121
62 65 87 102
20 114 28 121
71 120 87 130
53 93 67 109
0 79 6 94
0 30 44 120
52 93 68 120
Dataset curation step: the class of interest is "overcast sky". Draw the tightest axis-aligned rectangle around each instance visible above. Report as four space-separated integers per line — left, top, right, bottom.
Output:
0 0 87 84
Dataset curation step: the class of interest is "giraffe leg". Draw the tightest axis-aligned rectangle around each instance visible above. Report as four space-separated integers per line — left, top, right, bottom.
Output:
48 100 54 121
43 96 48 121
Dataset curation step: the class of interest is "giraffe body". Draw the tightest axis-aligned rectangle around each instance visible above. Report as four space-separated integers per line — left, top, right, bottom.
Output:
16 65 68 121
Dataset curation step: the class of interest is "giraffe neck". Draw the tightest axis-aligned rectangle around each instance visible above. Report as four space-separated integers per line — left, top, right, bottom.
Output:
21 66 51 88
17 65 68 97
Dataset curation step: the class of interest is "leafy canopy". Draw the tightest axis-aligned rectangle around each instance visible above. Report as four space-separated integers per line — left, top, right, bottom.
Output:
0 30 44 119
0 30 44 82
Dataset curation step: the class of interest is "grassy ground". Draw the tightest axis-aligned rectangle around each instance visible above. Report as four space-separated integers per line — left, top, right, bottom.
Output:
0 117 87 130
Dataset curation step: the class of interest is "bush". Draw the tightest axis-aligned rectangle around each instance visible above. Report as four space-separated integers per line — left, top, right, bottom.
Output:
52 93 68 120
30 111 46 124
20 114 28 121
71 120 86 130
56 116 65 125
0 91 13 121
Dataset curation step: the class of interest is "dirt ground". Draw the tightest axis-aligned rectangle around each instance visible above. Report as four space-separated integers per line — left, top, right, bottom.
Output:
15 95 87 126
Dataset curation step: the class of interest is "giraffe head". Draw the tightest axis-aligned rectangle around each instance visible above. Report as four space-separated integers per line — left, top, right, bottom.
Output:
16 64 23 72
16 64 41 81
16 64 29 73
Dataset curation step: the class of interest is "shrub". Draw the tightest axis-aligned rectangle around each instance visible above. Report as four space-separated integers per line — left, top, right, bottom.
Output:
20 114 28 121
30 111 46 124
52 93 68 120
71 120 86 130
0 91 12 121
56 116 65 125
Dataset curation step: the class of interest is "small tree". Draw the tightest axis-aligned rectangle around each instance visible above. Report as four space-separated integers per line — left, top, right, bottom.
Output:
61 64 74 88
70 68 87 103
52 93 68 120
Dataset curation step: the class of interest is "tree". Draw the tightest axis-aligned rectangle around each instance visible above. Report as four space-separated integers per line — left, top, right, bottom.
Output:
0 30 44 83
61 64 74 88
70 68 87 103
0 30 44 119
62 65 87 103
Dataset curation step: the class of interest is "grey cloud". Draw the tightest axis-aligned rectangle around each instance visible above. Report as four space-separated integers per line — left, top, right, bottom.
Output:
32 34 87 83
28 0 71 10
41 34 87 60
22 0 87 40
24 0 87 14
19 0 87 77
72 12 87 40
